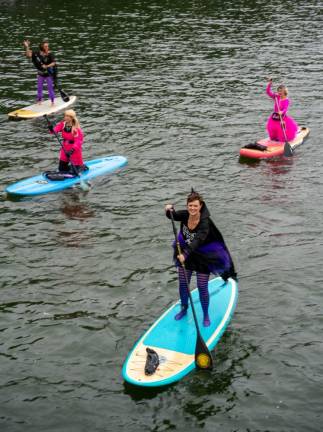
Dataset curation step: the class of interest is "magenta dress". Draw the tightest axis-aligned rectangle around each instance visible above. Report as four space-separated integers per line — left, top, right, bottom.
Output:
266 82 298 142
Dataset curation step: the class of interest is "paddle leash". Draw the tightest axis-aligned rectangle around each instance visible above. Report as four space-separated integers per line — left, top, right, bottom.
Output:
275 96 293 157
169 211 213 370
44 115 89 192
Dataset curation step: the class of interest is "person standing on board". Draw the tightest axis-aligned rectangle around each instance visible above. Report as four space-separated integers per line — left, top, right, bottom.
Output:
23 39 56 105
48 109 86 173
165 190 237 327
266 77 299 142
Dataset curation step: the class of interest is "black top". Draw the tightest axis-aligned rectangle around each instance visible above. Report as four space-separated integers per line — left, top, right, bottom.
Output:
31 51 55 77
166 203 225 253
166 202 236 279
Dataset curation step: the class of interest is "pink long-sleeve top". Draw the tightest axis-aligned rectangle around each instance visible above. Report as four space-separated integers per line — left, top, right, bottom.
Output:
52 121 84 165
266 82 290 116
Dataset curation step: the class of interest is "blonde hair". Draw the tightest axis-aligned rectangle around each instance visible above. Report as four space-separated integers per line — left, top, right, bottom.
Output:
277 85 288 96
64 109 80 134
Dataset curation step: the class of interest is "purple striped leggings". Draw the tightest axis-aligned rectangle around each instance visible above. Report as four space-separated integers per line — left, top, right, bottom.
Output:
177 267 210 317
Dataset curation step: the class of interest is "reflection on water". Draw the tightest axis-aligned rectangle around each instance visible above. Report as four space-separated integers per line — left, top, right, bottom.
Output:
239 154 296 193
239 155 295 172
59 192 96 220
55 229 92 247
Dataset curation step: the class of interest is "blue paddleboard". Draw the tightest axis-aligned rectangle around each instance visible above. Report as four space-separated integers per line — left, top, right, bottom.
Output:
5 155 127 196
122 277 238 387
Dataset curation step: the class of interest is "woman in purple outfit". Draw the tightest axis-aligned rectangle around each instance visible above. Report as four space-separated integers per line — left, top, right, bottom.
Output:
165 190 236 327
266 78 299 142
23 39 56 105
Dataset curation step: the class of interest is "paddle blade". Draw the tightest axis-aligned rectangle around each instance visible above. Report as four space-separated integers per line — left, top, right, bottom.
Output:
55 78 70 102
79 179 91 192
195 334 213 370
59 88 70 103
283 142 293 157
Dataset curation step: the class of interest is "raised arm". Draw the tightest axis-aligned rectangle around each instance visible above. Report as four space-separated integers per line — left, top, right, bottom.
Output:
266 80 276 100
23 39 32 58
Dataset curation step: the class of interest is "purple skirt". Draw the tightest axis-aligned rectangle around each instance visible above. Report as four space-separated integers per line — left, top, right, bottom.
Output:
173 233 232 275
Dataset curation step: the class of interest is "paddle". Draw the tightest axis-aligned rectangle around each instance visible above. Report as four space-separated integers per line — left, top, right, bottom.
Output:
44 114 89 192
48 67 70 103
275 96 293 157
169 211 213 370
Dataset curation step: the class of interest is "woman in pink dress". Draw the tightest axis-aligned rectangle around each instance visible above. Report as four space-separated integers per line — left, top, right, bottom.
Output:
266 78 299 142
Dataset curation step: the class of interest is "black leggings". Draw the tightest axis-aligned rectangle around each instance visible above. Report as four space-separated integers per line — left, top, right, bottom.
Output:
58 160 87 174
58 160 70 172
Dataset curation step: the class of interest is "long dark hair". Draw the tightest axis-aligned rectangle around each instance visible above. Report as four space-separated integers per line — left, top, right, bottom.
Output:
39 41 49 52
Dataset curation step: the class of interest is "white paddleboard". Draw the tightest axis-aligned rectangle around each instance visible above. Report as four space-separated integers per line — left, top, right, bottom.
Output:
8 96 77 119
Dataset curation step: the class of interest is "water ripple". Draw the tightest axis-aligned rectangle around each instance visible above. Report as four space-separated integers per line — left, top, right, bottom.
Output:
1 1 323 431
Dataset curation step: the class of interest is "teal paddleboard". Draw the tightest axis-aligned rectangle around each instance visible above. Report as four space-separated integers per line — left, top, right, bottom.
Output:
122 276 238 387
5 155 127 196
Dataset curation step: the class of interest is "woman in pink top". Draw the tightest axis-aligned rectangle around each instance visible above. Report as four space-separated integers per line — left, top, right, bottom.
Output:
49 109 86 173
266 78 299 142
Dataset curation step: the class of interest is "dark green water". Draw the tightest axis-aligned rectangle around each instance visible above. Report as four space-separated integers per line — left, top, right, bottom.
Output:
1 0 323 431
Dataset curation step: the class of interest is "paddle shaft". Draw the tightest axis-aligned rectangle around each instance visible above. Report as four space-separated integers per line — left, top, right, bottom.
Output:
274 96 287 139
169 210 213 369
275 95 293 156
170 227 201 334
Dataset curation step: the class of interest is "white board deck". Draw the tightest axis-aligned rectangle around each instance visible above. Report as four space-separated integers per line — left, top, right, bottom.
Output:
8 96 77 119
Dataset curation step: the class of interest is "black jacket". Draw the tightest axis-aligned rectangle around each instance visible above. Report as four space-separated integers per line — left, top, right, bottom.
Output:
166 203 226 253
166 202 237 280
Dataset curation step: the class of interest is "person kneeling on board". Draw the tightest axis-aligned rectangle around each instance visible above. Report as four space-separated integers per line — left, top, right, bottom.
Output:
165 190 237 327
48 109 87 174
